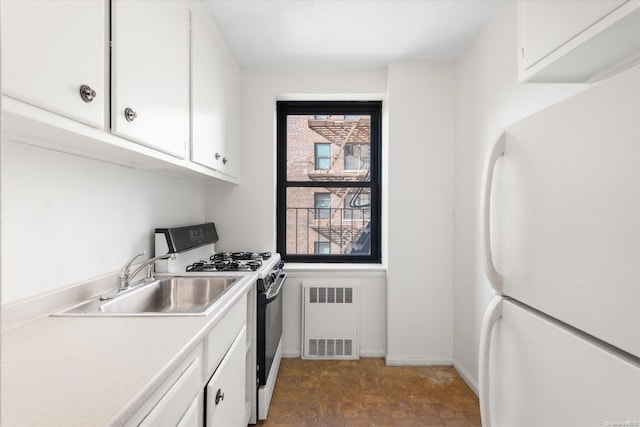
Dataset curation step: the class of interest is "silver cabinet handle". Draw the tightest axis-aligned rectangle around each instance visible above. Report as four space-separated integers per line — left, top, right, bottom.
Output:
214 388 224 405
124 107 137 122
215 152 221 160
79 85 96 103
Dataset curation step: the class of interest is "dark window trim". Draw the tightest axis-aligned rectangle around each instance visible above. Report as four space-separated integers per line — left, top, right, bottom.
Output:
276 100 382 263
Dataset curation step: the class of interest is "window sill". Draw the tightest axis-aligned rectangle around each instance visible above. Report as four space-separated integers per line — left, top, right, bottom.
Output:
283 263 387 278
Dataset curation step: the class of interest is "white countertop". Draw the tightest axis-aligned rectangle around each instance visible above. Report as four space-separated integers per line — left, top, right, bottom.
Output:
1 273 256 426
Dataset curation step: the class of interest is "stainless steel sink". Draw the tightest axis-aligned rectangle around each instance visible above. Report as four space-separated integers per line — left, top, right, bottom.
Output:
56 276 239 316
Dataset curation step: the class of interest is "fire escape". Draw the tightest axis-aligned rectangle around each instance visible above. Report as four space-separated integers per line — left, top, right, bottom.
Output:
307 116 371 253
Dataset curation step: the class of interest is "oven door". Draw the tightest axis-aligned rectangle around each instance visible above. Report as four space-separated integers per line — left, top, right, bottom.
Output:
257 272 286 385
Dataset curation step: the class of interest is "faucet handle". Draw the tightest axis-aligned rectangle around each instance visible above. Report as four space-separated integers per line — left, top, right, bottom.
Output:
119 250 146 289
123 250 146 271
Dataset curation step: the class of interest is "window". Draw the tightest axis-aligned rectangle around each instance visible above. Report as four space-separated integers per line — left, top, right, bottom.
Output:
314 143 331 170
344 143 369 171
343 191 371 221
314 192 331 219
277 101 382 263
314 241 331 254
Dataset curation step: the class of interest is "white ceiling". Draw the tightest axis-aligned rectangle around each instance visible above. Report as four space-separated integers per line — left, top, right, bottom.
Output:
204 0 507 67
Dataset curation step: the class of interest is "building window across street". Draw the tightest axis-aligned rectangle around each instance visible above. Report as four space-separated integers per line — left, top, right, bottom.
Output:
314 241 331 254
314 193 331 219
277 101 382 263
314 143 331 170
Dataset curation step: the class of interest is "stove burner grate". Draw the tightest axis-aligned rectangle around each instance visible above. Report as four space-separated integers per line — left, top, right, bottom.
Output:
185 257 263 272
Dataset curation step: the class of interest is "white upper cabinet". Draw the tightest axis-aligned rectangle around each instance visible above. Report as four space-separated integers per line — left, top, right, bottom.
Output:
220 55 242 179
1 0 106 128
191 9 241 180
518 0 640 82
111 0 190 158
2 0 240 183
191 12 224 171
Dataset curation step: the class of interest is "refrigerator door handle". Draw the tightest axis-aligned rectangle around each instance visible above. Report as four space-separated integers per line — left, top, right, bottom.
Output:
479 295 503 427
481 132 505 293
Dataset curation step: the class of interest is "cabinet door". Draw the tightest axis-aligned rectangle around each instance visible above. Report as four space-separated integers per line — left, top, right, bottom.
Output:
1 0 106 128
140 358 202 427
521 0 627 68
206 327 246 427
111 0 189 158
176 396 201 427
191 13 224 170
220 57 241 179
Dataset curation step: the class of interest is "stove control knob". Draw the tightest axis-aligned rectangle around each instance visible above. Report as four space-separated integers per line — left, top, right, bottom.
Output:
270 273 277 282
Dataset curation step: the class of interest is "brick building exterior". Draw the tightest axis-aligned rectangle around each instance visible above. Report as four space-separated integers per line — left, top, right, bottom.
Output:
285 115 371 255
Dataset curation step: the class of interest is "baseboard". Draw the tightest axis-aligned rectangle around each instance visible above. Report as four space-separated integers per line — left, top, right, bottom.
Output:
360 350 385 358
453 360 479 396
384 356 453 366
282 350 301 358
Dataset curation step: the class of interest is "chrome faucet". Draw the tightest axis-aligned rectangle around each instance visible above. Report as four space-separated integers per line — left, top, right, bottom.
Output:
126 252 174 287
100 250 174 300
118 250 146 290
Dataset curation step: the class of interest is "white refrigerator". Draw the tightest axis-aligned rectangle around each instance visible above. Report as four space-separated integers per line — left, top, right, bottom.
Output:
479 64 640 427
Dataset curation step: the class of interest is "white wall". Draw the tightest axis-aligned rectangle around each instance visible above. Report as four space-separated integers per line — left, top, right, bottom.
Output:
452 2 587 389
206 65 456 362
282 269 387 357
205 66 390 356
1 141 205 303
386 63 455 365
206 67 388 251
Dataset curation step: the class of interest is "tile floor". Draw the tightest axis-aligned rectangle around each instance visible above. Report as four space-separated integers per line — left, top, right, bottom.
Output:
258 358 481 427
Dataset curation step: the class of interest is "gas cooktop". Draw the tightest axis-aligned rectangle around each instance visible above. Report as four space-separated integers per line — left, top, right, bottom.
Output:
186 252 272 272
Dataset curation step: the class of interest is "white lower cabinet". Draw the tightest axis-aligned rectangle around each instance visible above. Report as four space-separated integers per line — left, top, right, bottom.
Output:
140 357 202 427
177 396 201 427
206 326 247 427
127 293 249 427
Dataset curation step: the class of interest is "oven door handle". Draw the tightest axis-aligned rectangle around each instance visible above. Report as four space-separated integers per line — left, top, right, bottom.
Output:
265 273 287 304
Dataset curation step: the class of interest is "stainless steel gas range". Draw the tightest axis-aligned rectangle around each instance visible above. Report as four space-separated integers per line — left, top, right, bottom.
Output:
154 223 286 423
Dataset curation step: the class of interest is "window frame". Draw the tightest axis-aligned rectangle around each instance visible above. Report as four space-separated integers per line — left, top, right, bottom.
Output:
276 100 382 263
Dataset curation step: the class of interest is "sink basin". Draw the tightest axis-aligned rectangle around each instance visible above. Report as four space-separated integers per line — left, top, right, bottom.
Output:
56 276 239 316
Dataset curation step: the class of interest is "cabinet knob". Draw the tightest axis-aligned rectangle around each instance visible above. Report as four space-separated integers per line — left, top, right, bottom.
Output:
222 157 228 165
79 85 96 103
215 388 224 405
124 107 137 122
215 152 221 160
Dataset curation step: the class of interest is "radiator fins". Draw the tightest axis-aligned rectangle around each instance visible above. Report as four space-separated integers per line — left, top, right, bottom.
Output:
308 287 353 304
308 339 354 357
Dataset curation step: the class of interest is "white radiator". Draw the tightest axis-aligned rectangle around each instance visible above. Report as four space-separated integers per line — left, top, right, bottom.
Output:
302 283 359 360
